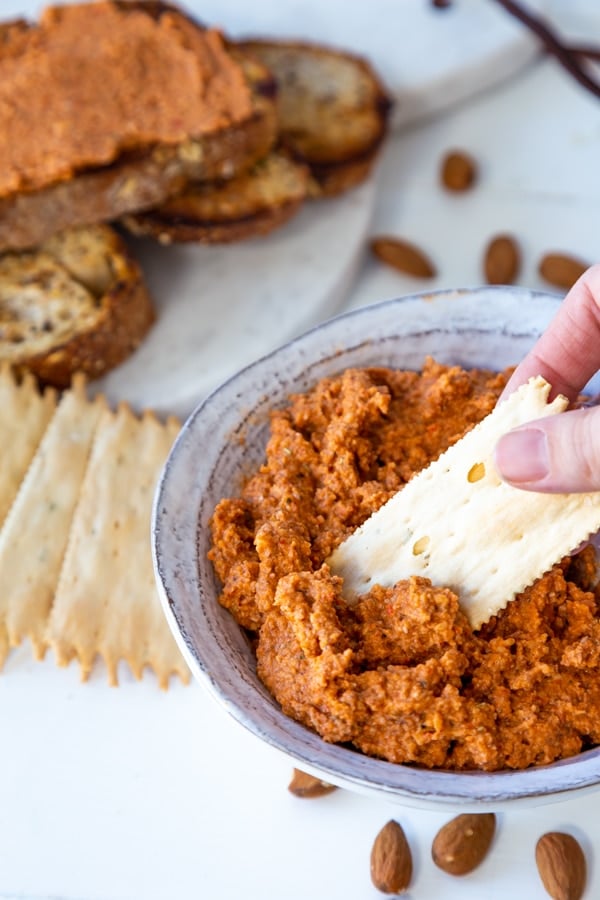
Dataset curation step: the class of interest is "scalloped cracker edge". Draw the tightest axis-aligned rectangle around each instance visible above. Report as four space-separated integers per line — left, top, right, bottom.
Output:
328 376 600 629
0 368 188 687
46 401 188 689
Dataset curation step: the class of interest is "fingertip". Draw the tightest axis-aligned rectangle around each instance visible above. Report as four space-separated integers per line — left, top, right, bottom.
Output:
494 427 549 486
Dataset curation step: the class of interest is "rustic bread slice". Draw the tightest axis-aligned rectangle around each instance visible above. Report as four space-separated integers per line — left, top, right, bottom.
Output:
237 40 392 167
124 40 391 242
0 224 155 387
123 150 310 244
0 5 277 251
308 145 382 198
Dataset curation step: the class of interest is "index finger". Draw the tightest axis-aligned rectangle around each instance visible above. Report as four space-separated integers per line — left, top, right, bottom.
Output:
501 264 600 402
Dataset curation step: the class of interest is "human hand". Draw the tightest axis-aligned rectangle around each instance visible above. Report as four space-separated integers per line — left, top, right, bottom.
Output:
495 264 600 493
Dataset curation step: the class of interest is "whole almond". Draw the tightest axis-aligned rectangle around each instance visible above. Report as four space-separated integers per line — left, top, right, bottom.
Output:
484 234 521 284
539 253 589 290
370 819 412 894
535 832 586 900
287 768 337 798
441 150 477 191
371 236 437 278
432 812 496 876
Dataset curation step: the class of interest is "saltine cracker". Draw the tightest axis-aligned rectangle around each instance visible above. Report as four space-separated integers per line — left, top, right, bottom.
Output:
0 363 56 529
0 375 103 663
328 376 600 629
46 402 188 688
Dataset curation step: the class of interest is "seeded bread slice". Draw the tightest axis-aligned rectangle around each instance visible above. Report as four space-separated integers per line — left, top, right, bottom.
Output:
0 225 155 387
123 151 310 244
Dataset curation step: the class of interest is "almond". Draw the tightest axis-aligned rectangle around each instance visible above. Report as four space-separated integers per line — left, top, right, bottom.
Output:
440 150 477 191
287 768 337 798
370 819 412 894
483 234 521 285
539 253 589 290
431 812 496 876
371 236 436 278
535 831 586 900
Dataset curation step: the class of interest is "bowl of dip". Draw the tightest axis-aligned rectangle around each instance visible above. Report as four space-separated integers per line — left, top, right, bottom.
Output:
152 285 600 811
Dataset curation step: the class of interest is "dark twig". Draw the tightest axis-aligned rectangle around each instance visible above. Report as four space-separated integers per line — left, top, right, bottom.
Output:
491 0 600 100
571 45 600 64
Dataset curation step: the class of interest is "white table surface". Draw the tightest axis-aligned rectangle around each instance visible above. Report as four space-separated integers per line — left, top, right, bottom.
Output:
3 2 600 900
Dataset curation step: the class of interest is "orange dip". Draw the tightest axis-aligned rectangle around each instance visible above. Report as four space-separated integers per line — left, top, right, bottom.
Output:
209 360 600 771
0 3 252 197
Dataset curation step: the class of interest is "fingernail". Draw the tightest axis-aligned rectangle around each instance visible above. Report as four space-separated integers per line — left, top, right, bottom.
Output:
495 428 549 483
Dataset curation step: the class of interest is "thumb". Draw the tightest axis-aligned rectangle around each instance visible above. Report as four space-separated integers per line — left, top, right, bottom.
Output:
494 406 600 493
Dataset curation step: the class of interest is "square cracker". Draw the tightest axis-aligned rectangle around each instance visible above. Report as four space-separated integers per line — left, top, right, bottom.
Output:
328 376 600 629
46 402 189 688
0 375 104 665
0 364 56 529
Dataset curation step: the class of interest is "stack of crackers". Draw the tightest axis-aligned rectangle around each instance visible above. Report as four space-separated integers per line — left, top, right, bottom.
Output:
0 364 189 688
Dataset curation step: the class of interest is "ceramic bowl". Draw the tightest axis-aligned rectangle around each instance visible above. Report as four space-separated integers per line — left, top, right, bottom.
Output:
152 286 600 811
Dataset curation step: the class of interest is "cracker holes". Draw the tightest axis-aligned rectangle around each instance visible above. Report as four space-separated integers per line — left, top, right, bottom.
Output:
467 461 486 483
412 535 430 556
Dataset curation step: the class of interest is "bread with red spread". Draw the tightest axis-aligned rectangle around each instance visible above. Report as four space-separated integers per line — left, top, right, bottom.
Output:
0 2 277 251
122 38 392 243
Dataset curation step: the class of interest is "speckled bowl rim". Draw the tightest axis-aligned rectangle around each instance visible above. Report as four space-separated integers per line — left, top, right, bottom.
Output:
153 286 600 810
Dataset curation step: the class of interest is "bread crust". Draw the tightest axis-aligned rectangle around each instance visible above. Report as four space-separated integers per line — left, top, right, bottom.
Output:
308 144 384 197
124 200 304 245
0 100 277 252
123 150 309 244
0 225 155 387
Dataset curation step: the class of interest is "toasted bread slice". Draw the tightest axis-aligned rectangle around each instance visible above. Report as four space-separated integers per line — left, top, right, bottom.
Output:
0 3 255 196
0 225 155 387
123 151 310 244
124 40 391 242
237 40 392 167
0 5 277 251
308 145 382 198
